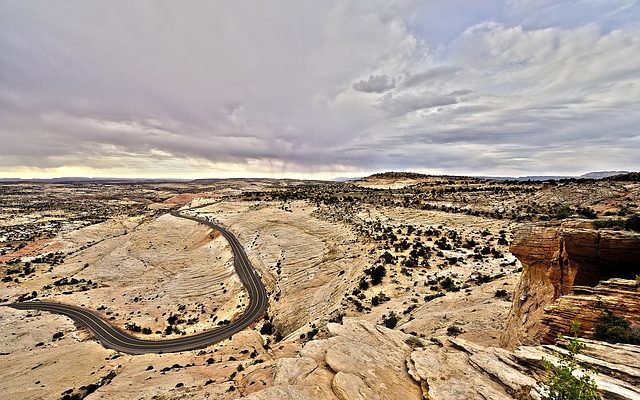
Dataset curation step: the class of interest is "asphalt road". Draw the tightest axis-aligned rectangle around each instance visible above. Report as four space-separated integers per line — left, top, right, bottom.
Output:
6 210 268 354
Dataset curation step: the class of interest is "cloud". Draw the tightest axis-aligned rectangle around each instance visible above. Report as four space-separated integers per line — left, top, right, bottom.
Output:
402 66 461 87
379 92 458 115
0 0 639 177
353 74 396 93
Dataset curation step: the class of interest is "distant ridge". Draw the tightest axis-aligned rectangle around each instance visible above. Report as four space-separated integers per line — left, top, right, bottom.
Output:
0 177 189 184
482 170 631 181
580 171 629 179
362 172 475 180
366 172 431 179
359 170 635 182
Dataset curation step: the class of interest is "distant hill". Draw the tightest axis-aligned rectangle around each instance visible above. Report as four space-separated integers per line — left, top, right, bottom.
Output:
365 172 431 180
483 171 632 181
580 171 629 179
362 172 477 180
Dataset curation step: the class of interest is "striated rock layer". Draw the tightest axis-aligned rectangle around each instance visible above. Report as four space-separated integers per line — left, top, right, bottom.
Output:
501 223 640 348
409 336 640 400
244 318 640 400
246 318 422 400
542 279 640 343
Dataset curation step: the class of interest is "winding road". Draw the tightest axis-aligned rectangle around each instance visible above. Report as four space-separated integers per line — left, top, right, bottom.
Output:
6 210 268 354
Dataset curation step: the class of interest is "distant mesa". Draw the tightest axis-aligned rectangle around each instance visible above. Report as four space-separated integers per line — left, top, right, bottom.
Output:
359 170 633 183
580 170 630 179
484 170 631 181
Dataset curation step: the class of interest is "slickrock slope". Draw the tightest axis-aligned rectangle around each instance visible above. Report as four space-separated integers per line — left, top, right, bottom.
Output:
243 318 640 400
409 336 640 400
190 201 370 337
542 279 640 342
245 318 423 400
502 223 640 348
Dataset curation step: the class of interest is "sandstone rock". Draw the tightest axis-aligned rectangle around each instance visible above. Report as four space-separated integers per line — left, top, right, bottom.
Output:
197 201 369 336
272 357 317 385
332 372 376 400
541 279 640 343
323 321 422 400
246 318 423 400
410 336 640 400
513 342 640 400
502 223 640 348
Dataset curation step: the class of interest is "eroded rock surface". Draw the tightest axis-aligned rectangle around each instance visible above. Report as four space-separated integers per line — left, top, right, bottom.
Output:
242 318 640 400
246 318 422 400
542 279 640 343
502 223 640 348
409 336 640 400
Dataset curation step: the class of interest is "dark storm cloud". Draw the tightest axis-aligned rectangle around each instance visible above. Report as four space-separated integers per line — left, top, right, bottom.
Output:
353 74 396 93
0 0 639 177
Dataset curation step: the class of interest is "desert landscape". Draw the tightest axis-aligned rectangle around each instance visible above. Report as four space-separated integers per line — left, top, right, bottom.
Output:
2 2 640 399
1 173 639 399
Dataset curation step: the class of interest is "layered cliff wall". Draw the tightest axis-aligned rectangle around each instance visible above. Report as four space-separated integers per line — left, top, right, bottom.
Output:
501 222 640 349
542 279 640 342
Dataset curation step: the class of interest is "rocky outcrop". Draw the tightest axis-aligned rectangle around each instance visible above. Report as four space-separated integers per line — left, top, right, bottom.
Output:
245 318 640 400
542 279 640 342
408 336 640 400
502 223 640 348
246 318 423 400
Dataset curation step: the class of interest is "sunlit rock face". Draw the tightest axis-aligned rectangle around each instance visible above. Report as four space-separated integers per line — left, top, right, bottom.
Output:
502 222 640 348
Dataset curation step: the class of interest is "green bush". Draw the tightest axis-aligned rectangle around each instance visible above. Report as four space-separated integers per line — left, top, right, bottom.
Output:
540 322 601 400
577 207 597 219
593 309 640 344
555 206 572 220
626 214 640 231
382 312 398 329
593 219 625 230
404 335 423 349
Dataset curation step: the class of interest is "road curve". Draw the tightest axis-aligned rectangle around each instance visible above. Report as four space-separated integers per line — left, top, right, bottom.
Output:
6 210 268 354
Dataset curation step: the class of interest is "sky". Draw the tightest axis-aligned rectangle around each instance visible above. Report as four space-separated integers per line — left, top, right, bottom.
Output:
1 0 639 179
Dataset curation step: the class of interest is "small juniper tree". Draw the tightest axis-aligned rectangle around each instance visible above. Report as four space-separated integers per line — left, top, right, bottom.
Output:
539 322 601 400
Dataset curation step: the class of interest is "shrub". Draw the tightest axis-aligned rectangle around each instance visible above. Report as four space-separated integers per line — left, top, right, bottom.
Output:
555 206 572 220
446 325 463 336
593 219 625 230
379 251 396 264
382 312 398 329
440 276 460 292
125 322 142 333
577 207 597 219
260 320 273 335
371 292 390 306
404 335 423 349
539 322 600 400
424 292 445 302
365 264 386 285
625 214 640 231
593 309 640 344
